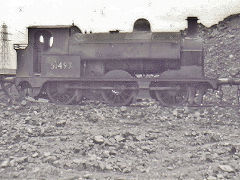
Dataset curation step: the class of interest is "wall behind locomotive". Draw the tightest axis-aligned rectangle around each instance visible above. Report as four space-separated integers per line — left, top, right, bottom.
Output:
0 0 240 69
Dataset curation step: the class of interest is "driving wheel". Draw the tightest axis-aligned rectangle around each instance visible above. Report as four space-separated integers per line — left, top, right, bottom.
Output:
101 70 138 106
46 82 77 105
155 85 189 106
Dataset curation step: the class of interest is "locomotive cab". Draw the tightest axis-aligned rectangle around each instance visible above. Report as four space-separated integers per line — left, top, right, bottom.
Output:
14 25 82 98
15 25 81 78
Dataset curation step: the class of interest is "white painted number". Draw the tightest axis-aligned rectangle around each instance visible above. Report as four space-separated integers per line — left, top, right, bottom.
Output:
50 61 72 70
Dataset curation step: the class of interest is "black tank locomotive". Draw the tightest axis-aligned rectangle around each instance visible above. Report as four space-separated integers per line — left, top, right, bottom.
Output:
13 17 216 106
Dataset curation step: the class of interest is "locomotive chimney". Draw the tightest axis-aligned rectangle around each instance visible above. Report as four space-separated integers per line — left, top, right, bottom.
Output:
186 17 198 36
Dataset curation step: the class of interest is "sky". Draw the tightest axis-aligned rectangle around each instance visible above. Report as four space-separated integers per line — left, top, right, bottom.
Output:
0 0 240 68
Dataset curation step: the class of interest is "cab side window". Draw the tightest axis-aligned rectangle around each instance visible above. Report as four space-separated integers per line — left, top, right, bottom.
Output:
33 30 53 73
34 30 53 50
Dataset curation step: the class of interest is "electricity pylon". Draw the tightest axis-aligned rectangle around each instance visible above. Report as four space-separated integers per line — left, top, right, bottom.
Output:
0 23 10 69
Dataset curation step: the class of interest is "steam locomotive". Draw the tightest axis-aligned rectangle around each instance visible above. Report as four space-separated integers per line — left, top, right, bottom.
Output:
1 17 231 106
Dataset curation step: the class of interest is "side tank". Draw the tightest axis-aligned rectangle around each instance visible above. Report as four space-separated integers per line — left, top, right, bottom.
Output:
69 19 182 75
69 18 203 77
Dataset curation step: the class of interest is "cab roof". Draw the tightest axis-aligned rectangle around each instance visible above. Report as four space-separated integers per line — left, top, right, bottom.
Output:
28 25 76 29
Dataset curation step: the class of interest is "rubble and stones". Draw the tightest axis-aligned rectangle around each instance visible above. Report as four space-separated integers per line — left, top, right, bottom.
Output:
0 98 239 179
